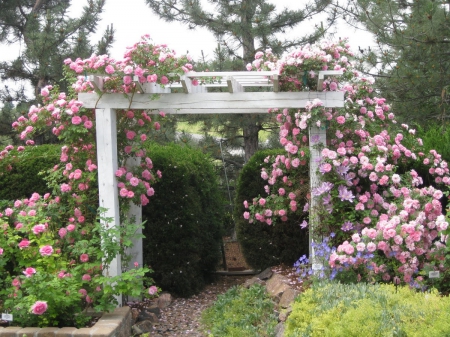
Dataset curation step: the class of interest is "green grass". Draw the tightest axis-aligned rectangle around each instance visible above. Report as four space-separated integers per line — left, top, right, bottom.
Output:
201 284 278 337
176 121 273 142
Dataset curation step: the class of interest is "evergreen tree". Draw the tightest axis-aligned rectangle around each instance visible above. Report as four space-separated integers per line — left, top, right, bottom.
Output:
0 0 114 113
144 0 336 161
335 0 450 124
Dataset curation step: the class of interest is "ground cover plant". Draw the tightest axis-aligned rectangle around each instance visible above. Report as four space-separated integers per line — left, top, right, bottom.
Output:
201 283 278 337
243 39 450 290
284 281 450 337
0 35 197 327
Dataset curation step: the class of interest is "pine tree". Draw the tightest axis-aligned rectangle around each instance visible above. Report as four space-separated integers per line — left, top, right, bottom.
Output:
335 0 450 124
145 0 336 161
0 0 114 107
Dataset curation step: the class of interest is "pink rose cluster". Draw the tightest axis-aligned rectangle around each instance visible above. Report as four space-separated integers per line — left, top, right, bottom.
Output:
243 38 450 285
66 34 196 94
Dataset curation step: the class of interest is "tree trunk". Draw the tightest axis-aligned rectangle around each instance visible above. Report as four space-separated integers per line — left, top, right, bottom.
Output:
243 121 260 163
241 1 259 162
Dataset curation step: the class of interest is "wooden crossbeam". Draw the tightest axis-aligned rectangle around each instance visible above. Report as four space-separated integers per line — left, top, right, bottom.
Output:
79 91 344 110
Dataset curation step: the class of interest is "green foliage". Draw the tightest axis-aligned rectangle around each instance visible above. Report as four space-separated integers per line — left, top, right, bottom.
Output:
340 0 450 123
146 0 336 162
417 122 450 162
0 144 60 200
201 284 277 337
234 149 309 270
285 282 450 337
0 0 114 144
0 204 150 328
142 143 224 297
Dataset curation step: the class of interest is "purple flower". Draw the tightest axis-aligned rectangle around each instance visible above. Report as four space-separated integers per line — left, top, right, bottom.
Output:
341 221 354 231
335 165 350 176
303 203 309 212
300 220 308 228
322 193 332 205
312 182 334 196
337 185 355 202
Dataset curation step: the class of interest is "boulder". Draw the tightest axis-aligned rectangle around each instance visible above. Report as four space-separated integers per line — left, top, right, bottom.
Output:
257 267 273 280
243 276 265 289
279 288 300 309
157 292 172 309
132 320 155 335
265 273 291 299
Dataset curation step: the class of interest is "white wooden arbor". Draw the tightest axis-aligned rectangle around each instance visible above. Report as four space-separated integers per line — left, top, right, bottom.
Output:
79 70 343 305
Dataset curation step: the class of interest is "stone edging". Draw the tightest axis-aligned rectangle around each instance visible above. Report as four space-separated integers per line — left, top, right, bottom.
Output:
0 306 131 337
243 268 300 337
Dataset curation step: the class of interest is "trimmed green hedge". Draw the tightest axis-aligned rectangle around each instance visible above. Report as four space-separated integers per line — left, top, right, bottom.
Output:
234 149 309 271
142 143 224 297
0 144 60 200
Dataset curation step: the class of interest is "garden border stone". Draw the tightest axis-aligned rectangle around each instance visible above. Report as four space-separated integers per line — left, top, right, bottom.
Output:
0 306 131 337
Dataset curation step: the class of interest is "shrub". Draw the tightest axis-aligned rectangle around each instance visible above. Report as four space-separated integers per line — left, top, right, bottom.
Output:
0 144 60 200
201 284 277 337
285 282 450 337
234 149 309 270
142 143 224 297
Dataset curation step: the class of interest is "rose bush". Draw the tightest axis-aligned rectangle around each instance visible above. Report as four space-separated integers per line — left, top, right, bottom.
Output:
244 39 450 288
0 35 192 327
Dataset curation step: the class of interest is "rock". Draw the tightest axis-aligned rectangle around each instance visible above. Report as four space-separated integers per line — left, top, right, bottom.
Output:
243 276 265 289
138 310 159 323
146 303 161 317
274 322 285 337
279 288 300 309
278 307 293 322
131 308 140 323
157 292 172 309
257 267 273 280
132 320 155 335
265 273 291 299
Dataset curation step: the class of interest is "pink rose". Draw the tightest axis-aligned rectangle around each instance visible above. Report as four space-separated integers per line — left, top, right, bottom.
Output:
105 65 115 74
82 274 91 281
23 267 36 277
80 254 89 262
72 116 82 125
32 224 46 235
148 286 158 295
18 239 30 249
39 245 53 256
126 131 136 140
31 301 48 315
130 177 139 186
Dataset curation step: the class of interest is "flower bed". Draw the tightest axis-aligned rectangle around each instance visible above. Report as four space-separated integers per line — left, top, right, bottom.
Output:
0 306 131 337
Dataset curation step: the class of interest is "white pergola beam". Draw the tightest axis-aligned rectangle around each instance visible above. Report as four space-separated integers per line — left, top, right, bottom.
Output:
79 91 344 110
226 76 244 93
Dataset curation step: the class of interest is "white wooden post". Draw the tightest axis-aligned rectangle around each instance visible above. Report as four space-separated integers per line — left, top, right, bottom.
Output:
309 125 326 272
308 70 341 272
125 157 143 271
95 108 122 306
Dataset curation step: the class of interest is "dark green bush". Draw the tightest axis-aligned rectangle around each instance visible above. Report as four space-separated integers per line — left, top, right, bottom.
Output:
142 143 224 297
234 149 309 271
0 144 60 200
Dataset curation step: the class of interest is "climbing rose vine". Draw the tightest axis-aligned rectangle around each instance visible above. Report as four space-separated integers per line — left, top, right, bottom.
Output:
0 35 194 327
244 39 450 287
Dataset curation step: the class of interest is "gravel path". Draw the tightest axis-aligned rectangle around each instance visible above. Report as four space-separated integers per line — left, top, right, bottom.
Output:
148 275 255 336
